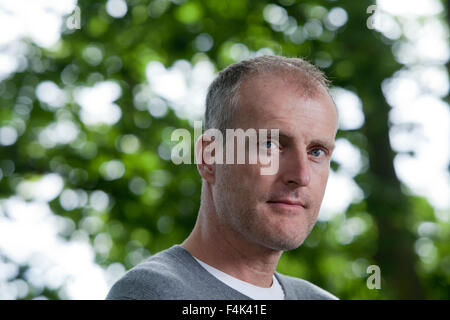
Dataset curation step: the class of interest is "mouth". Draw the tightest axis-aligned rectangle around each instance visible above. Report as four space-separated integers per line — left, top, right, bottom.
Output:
266 199 307 210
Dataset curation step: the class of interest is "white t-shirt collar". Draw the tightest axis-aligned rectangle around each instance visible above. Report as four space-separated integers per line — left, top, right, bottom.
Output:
193 257 285 300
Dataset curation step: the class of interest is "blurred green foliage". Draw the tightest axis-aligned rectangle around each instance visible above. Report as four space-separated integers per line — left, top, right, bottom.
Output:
0 0 449 299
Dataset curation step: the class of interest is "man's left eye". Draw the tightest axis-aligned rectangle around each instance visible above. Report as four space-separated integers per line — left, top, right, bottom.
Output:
310 148 325 157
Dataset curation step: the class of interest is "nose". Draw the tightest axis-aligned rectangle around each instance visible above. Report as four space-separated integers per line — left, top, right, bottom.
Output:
281 147 311 187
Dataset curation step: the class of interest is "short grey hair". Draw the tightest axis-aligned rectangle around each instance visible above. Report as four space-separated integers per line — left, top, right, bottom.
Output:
205 55 331 133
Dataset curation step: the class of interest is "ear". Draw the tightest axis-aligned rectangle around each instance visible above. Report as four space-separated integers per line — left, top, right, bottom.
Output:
195 134 216 184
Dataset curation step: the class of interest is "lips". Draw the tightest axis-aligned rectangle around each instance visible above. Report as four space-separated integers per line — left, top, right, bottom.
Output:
267 198 307 209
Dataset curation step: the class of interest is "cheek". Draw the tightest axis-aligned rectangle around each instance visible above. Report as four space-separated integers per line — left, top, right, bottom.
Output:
308 172 329 222
229 164 273 198
311 166 330 197
218 164 254 194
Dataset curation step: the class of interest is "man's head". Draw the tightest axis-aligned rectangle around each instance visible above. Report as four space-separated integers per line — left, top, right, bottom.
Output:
197 55 338 252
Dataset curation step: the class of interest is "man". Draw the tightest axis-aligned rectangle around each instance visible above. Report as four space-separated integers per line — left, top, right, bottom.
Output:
106 55 339 300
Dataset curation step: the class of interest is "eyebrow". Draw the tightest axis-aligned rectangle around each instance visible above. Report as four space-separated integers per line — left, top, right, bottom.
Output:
267 130 335 151
310 139 335 152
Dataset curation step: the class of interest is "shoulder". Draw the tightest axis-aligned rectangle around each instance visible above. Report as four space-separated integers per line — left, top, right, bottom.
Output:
105 265 161 300
105 247 192 300
276 273 339 300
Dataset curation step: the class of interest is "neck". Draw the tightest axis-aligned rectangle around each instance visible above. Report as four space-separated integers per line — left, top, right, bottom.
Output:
181 183 282 288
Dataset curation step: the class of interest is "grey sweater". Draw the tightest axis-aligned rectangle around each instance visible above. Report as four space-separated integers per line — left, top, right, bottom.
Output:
106 245 338 300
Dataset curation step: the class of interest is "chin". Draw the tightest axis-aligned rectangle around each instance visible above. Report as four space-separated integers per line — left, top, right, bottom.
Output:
259 235 306 252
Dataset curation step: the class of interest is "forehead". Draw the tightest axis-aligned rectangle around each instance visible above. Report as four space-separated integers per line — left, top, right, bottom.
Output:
236 74 338 142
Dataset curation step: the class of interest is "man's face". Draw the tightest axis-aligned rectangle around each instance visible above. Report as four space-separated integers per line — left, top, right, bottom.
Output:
212 73 338 251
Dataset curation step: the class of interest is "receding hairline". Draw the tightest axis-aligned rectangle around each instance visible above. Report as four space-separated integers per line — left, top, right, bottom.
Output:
205 55 337 132
238 67 331 100
231 69 338 128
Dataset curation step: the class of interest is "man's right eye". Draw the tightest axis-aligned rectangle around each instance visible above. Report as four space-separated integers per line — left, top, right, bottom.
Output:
260 140 279 150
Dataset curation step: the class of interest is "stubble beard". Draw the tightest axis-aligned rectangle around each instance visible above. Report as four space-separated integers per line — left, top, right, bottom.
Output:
213 168 317 253
217 195 310 252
